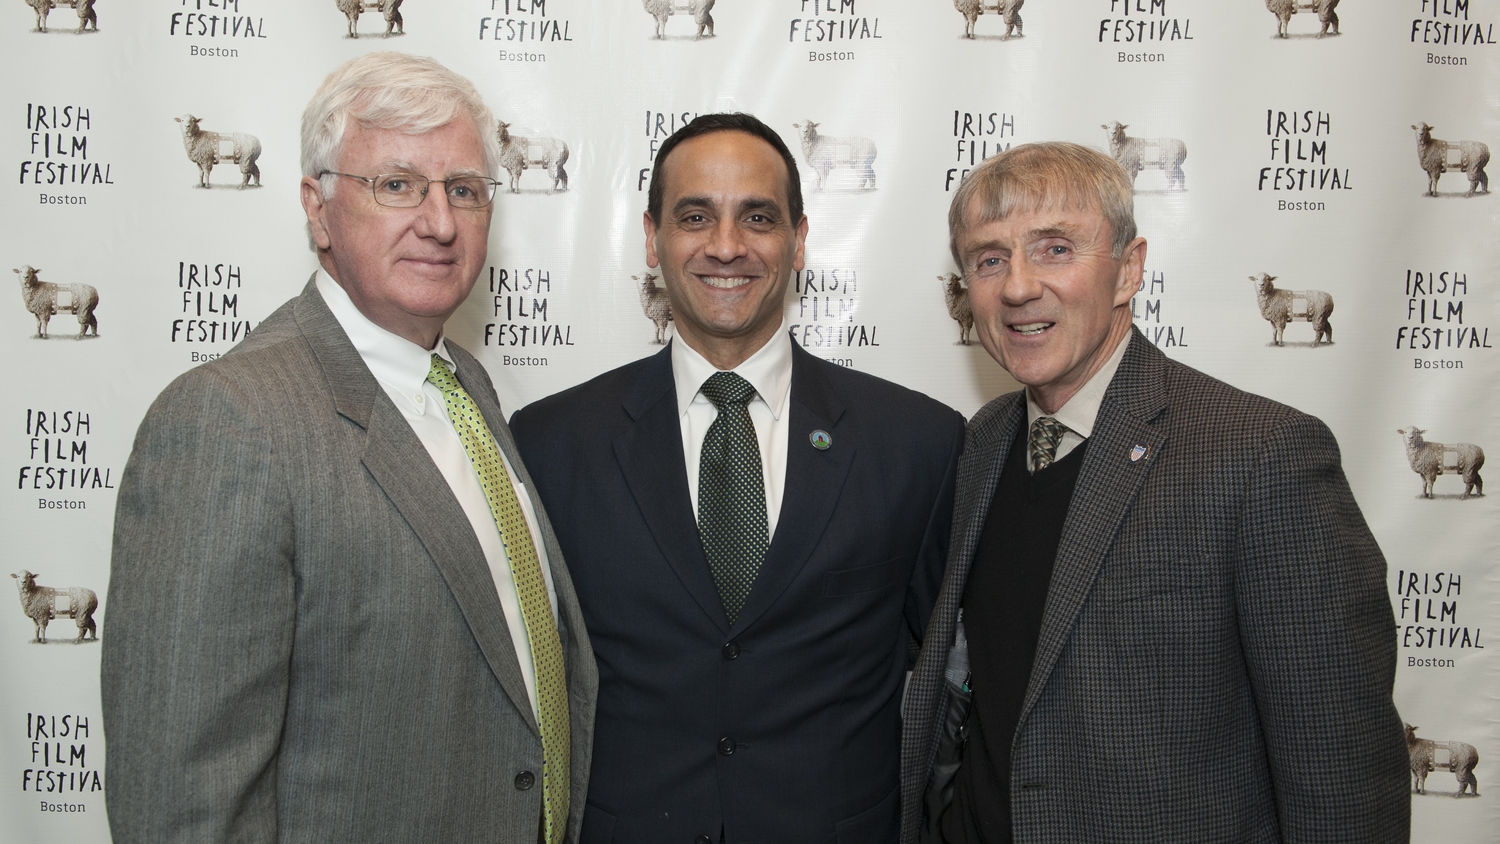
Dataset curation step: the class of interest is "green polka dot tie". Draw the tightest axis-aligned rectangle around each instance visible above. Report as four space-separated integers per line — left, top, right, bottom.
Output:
1029 415 1069 471
427 355 569 844
697 371 769 625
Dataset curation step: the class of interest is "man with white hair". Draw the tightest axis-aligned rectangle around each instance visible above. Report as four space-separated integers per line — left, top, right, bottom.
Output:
102 52 595 843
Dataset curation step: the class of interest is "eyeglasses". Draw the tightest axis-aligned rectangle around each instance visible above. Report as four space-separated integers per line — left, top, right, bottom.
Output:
320 171 500 209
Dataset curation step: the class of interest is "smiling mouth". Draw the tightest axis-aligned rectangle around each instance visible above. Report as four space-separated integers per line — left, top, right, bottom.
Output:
1010 322 1055 336
696 275 754 290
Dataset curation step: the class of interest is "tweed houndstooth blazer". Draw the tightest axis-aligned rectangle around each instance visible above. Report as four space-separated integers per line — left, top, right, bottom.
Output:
899 328 1410 844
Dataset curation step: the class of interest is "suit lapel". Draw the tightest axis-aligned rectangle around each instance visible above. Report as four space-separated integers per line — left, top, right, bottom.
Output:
613 347 732 634
943 395 1026 605
293 281 539 734
1018 331 1169 725
732 345 853 636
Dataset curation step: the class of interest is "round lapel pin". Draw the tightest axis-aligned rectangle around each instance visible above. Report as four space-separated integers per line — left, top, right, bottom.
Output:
809 430 832 450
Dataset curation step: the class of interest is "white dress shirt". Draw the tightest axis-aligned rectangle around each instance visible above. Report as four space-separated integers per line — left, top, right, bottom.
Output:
672 321 793 541
317 270 557 719
1025 329 1131 472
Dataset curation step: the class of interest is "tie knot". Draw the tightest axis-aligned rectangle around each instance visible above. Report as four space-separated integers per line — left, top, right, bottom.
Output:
426 354 460 392
700 371 757 409
1029 415 1069 470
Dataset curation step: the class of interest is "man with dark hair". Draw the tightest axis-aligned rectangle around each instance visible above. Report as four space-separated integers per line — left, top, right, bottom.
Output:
646 111 804 225
899 142 1407 844
512 113 964 843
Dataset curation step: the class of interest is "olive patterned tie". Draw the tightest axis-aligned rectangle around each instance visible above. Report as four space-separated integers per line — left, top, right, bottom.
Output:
1029 415 1070 472
426 355 570 844
697 371 769 625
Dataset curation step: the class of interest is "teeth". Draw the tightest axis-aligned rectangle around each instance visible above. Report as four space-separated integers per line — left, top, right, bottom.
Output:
700 276 751 289
1013 322 1052 335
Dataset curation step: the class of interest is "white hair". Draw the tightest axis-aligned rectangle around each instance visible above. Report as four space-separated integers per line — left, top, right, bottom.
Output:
301 52 501 199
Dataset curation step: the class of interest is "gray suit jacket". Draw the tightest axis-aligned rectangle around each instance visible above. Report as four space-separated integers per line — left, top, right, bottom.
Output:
899 329 1409 843
102 280 597 843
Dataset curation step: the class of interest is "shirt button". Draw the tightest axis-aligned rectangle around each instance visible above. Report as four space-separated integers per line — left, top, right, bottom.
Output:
721 642 740 660
514 770 535 790
718 736 736 756
414 394 425 405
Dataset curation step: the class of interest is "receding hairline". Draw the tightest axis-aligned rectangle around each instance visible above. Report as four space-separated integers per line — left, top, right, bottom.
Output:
949 142 1138 264
955 190 1118 252
656 129 799 217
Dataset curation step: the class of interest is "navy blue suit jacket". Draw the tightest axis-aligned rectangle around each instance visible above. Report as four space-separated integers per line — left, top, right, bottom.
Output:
512 340 964 844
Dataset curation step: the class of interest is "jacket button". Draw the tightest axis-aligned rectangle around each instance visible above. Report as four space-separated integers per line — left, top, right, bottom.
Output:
514 770 535 790
721 642 740 660
695 836 713 844
718 736 736 756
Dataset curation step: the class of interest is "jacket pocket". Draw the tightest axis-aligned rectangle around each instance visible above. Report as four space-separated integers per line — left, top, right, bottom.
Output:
579 801 616 844
835 784 899 844
823 557 901 596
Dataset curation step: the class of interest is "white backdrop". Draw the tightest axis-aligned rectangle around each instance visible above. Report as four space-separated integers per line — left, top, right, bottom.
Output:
3 0 1496 839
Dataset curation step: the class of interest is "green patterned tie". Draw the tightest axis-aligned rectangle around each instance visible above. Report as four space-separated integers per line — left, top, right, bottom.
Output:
697 371 769 625
1029 415 1069 471
426 355 569 844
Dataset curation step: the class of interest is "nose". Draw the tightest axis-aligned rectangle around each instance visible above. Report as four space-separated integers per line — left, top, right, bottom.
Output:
704 217 748 263
412 186 459 243
998 252 1043 306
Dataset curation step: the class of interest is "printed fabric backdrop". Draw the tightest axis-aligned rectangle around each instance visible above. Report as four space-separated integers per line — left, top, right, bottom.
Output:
2 0 1497 839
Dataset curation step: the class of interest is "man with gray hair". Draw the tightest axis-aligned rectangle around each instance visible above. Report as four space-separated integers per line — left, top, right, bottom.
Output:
899 142 1408 843
102 52 595 843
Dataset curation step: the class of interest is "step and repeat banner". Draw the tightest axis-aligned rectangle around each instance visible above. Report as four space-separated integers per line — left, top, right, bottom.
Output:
2 0 1496 839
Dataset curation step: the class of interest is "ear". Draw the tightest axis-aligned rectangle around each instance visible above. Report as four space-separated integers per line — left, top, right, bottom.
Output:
791 213 809 274
1112 236 1148 307
643 210 661 269
301 175 334 251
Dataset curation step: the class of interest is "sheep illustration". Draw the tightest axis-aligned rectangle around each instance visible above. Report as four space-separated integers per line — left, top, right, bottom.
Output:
954 0 1023 39
792 121 877 192
12 570 97 644
15 266 98 339
642 0 715 39
1265 0 1339 39
25 0 52 31
497 121 570 194
940 274 974 345
175 114 262 189
1407 724 1479 797
1252 273 1332 346
75 0 95 32
27 0 100 33
336 0 403 38
1398 428 1485 500
1103 122 1186 191
1412 123 1489 198
636 273 673 344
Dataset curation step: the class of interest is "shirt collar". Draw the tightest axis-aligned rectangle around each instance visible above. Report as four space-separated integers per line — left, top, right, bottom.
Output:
671 320 794 420
316 269 455 397
1025 329 1131 439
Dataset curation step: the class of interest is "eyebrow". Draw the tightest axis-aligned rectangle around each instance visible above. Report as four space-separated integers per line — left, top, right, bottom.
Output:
669 195 784 217
961 225 1078 261
377 161 487 179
